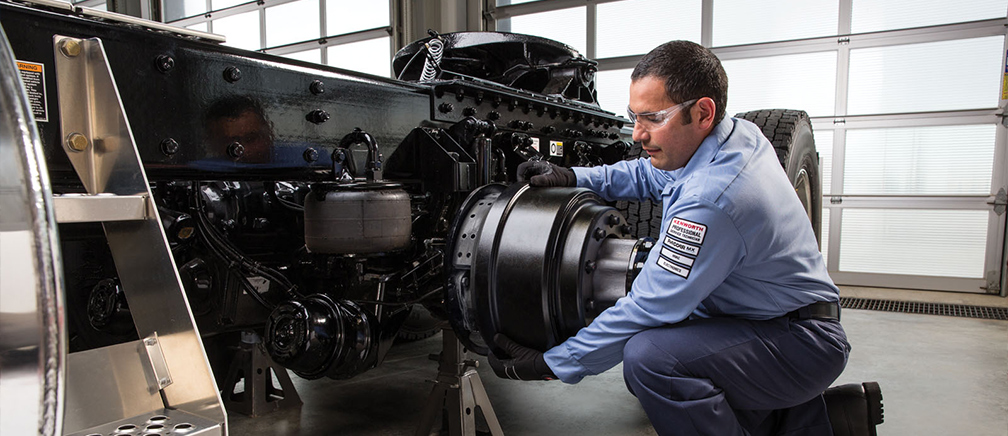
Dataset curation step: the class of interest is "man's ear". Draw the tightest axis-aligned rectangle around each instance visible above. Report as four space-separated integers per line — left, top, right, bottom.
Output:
693 97 717 131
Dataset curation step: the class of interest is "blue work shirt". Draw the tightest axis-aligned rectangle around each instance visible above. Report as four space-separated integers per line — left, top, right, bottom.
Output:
543 117 839 384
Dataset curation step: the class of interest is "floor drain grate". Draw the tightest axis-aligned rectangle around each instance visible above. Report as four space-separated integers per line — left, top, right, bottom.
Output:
840 297 1008 321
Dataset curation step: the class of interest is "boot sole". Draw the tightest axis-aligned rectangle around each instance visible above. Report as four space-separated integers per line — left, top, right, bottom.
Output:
863 381 884 436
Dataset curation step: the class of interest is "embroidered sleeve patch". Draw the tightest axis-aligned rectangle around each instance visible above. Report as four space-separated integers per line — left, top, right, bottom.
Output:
657 256 691 279
660 246 694 267
664 236 699 257
668 217 707 244
658 216 707 279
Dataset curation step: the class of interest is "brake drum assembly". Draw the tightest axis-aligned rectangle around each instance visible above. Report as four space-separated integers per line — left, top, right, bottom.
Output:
445 183 652 356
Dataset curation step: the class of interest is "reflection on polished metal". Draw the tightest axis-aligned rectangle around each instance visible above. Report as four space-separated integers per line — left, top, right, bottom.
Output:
53 194 149 223
445 183 649 357
0 24 66 436
52 35 226 433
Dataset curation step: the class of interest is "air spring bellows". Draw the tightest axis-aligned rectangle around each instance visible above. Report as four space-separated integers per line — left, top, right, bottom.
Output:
264 294 378 379
303 182 412 254
445 183 649 356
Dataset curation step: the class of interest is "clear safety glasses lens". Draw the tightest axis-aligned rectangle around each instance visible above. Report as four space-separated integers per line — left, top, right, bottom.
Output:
627 99 697 129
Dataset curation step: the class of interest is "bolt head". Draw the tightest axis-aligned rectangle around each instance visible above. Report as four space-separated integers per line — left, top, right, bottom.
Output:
160 138 179 156
223 66 242 82
155 55 175 72
59 39 81 57
303 148 319 162
65 133 89 152
309 80 325 95
593 228 606 241
227 142 245 158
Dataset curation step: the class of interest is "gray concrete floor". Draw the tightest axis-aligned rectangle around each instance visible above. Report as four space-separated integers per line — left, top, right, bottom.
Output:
229 288 1008 436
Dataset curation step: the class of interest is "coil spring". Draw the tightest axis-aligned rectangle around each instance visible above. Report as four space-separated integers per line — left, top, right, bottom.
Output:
420 38 444 82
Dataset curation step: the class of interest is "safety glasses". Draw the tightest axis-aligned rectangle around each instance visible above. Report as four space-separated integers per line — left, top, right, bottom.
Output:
627 99 697 130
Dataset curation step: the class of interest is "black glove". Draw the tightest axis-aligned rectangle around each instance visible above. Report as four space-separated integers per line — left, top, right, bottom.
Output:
488 334 557 381
516 160 576 187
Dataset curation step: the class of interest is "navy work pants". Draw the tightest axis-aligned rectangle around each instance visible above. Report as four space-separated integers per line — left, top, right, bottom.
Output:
622 316 849 436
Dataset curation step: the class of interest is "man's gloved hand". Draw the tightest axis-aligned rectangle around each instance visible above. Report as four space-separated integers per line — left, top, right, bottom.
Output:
488 334 557 381
516 160 576 187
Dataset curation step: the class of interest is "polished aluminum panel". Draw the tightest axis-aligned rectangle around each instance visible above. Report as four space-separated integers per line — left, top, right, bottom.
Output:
64 406 223 436
62 341 165 433
0 22 66 436
52 34 226 433
52 194 150 223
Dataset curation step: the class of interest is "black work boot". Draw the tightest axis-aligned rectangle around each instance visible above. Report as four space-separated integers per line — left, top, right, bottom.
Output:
823 382 884 436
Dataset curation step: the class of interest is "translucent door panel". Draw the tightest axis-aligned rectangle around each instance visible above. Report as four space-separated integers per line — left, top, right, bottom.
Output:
213 10 261 51
326 0 389 35
852 0 1008 33
722 51 837 117
164 0 208 21
327 37 392 77
816 130 834 196
838 209 988 279
597 0 701 58
499 7 587 55
713 0 838 46
596 69 633 115
266 0 320 47
847 37 1004 115
843 125 996 196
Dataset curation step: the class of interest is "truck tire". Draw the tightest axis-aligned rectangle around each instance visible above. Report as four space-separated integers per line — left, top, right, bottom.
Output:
396 304 445 341
735 109 821 245
617 109 822 245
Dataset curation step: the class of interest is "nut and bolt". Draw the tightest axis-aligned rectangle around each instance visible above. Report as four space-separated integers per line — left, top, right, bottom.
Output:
160 138 179 156
223 66 242 82
607 214 621 226
306 109 330 124
65 133 89 152
593 228 606 241
309 80 325 95
155 54 175 73
303 148 319 162
438 102 454 113
227 142 245 158
584 260 597 274
59 39 81 58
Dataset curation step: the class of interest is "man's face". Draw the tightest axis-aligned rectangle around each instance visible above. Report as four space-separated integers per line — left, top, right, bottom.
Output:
628 76 706 171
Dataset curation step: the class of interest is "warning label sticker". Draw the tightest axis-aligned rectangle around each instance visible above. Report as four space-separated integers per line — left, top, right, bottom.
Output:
668 217 707 245
16 60 47 122
549 140 564 157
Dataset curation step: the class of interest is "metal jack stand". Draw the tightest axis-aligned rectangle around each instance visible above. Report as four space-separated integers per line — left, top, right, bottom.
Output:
221 332 302 417
416 329 504 436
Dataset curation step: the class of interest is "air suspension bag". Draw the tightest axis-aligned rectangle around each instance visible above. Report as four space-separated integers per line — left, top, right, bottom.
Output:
303 182 411 254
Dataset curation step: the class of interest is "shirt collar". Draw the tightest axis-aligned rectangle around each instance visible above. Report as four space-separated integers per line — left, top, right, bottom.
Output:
661 118 735 195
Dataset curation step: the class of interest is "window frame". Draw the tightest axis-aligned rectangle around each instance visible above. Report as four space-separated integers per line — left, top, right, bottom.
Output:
487 0 1008 295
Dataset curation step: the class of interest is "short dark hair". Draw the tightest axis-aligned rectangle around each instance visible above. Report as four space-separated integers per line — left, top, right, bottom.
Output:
631 40 728 125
